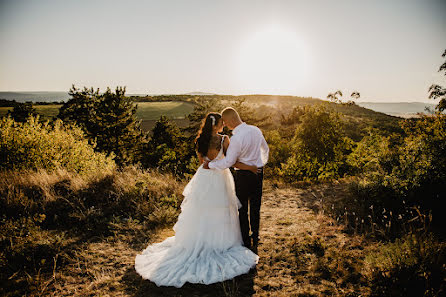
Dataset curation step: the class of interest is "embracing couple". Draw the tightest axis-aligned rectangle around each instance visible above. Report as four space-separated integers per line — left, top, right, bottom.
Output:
135 107 269 288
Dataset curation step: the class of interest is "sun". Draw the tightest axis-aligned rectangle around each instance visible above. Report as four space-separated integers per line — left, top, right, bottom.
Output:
236 25 309 95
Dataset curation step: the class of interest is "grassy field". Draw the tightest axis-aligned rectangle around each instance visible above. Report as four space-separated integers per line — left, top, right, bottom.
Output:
58 181 373 297
0 101 195 131
0 104 62 121
135 102 194 131
135 102 194 120
0 167 376 297
0 101 194 120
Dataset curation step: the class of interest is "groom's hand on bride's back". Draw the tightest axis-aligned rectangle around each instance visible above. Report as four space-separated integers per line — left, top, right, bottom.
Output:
203 160 210 169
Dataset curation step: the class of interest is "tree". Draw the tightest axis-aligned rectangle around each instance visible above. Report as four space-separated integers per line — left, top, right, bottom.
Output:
0 99 19 107
94 87 146 166
345 91 360 105
143 115 194 176
428 49 446 112
327 90 343 103
57 85 100 138
58 85 146 166
351 91 360 100
8 102 37 122
279 104 352 181
148 115 179 149
294 105 345 162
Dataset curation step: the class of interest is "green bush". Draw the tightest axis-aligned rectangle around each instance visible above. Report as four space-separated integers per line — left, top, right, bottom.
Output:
263 130 292 178
396 114 446 193
0 115 115 175
278 105 353 181
332 114 446 238
346 130 398 175
366 233 445 297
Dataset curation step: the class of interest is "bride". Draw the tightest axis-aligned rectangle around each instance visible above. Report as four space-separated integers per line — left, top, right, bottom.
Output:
134 112 259 288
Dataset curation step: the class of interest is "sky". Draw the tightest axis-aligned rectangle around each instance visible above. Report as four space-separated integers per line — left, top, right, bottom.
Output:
0 0 445 102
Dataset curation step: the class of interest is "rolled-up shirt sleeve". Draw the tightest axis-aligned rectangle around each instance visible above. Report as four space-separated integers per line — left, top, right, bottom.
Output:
208 136 241 170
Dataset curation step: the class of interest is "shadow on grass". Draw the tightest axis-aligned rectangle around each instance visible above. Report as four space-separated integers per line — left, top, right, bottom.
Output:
122 266 257 297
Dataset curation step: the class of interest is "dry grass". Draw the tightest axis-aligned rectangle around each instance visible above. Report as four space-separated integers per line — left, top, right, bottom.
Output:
2 175 383 297
0 166 185 297
251 182 372 297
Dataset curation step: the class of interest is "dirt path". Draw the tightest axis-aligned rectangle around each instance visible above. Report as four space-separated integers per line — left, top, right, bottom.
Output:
48 183 372 297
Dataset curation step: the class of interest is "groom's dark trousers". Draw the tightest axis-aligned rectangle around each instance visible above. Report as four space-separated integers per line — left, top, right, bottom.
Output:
233 168 264 247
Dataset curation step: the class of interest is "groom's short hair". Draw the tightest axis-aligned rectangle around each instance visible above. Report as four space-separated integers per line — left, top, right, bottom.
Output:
221 107 241 121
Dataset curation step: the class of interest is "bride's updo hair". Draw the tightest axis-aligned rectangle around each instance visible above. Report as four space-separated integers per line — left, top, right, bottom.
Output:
195 112 222 156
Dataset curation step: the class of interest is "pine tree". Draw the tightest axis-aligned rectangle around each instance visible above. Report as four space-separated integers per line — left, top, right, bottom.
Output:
143 115 195 175
149 115 179 148
143 115 180 168
57 85 100 138
58 85 146 166
8 102 37 122
94 87 146 166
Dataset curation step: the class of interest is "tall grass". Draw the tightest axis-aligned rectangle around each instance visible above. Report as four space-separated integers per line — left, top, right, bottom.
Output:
365 233 445 297
0 166 184 296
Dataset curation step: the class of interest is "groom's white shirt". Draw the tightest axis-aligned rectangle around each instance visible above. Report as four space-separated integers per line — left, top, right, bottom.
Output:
208 122 269 170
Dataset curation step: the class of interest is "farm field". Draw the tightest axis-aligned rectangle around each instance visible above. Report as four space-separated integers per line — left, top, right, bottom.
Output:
0 104 62 120
135 101 194 120
135 102 194 131
0 101 195 131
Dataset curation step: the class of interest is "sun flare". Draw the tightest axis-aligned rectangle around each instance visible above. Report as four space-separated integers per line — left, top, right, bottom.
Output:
236 25 309 95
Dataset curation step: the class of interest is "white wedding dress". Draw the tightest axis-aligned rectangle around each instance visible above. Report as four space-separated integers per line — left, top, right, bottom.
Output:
134 136 259 288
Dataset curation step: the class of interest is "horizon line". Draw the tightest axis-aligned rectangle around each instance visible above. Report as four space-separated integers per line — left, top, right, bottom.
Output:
0 90 435 103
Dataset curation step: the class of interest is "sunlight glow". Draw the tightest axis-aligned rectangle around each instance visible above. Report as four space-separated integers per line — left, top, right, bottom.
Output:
236 25 310 95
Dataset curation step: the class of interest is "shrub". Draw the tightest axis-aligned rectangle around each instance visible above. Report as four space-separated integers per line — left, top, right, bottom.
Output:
396 114 446 193
328 114 446 238
0 115 115 175
263 130 292 178
0 165 183 230
278 105 353 181
7 102 38 123
346 129 398 175
366 233 445 297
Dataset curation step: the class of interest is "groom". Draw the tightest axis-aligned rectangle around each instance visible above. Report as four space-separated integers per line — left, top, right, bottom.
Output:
203 107 269 249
